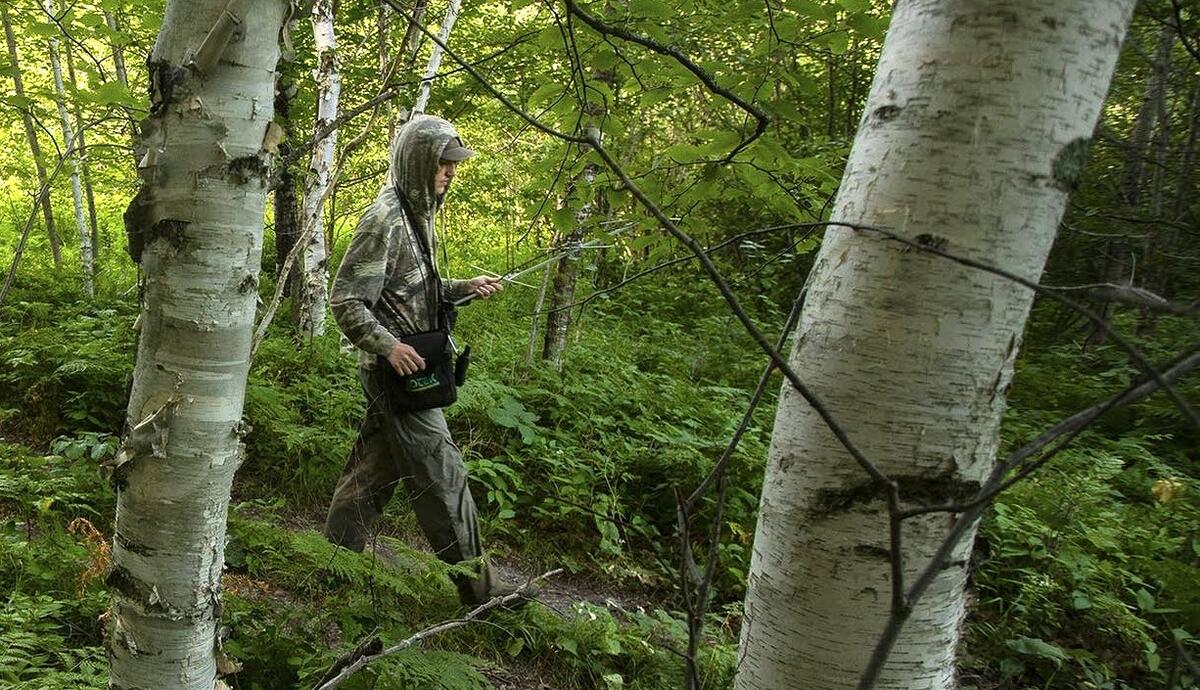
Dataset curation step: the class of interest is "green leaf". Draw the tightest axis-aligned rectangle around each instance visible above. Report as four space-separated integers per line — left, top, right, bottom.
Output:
630 0 672 18
558 637 578 655
79 12 106 29
1135 588 1155 611
1070 591 1092 610
505 636 524 656
1005 637 1067 663
92 80 138 107
824 31 850 54
662 143 702 164
27 22 59 37
527 82 564 111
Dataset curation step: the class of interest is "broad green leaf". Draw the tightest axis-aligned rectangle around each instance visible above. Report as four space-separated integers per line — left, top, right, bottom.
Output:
630 0 672 18
1134 588 1155 611
27 22 60 37
92 80 138 107
1005 637 1067 663
662 143 702 164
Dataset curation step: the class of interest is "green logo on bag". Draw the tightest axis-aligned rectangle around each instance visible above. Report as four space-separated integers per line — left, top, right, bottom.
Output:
407 373 440 392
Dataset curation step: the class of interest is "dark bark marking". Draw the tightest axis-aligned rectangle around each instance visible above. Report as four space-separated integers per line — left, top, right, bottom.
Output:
854 544 892 561
871 104 902 124
1051 137 1092 191
115 531 157 557
812 473 981 518
147 60 187 114
226 154 270 183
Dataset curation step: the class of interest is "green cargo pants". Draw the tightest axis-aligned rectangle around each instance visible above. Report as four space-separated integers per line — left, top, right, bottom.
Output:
324 365 496 602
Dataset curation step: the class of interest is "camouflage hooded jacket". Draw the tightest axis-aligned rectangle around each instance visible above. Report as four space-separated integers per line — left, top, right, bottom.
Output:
330 115 474 367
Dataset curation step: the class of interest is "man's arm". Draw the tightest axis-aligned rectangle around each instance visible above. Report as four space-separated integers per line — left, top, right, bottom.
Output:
329 218 400 359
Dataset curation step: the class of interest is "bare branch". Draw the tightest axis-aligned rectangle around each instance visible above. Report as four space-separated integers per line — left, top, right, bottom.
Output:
563 0 770 161
1045 283 1200 318
311 569 562 690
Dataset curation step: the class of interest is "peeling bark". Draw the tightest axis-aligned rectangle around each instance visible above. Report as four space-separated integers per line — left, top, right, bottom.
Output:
109 1 287 687
297 0 339 337
3 6 62 267
734 2 1135 688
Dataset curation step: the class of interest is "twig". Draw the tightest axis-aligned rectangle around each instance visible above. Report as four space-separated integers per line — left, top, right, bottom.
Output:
564 0 770 161
679 290 806 690
311 569 562 690
1044 283 1199 318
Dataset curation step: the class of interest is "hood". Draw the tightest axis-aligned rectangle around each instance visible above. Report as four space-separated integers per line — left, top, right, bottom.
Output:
389 114 462 223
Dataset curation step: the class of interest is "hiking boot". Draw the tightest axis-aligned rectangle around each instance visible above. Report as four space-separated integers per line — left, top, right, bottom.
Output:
454 562 539 610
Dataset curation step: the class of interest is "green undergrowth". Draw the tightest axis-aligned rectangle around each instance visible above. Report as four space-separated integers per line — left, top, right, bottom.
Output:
964 312 1200 689
0 440 737 689
3 278 1199 688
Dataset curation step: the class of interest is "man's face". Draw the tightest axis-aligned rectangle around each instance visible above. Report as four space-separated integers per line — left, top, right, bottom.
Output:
434 159 458 196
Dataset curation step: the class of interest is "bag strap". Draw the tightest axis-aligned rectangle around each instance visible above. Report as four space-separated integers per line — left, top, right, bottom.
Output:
394 187 444 330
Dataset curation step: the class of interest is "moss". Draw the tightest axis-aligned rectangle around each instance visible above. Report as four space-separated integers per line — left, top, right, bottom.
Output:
1051 137 1092 191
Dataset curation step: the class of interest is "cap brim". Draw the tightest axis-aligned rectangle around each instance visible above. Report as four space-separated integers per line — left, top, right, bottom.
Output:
440 145 476 161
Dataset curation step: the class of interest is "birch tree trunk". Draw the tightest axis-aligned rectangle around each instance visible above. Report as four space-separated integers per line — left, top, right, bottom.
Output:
46 0 93 296
273 81 300 298
297 0 339 337
109 1 286 687
3 6 62 267
411 0 461 115
734 2 1135 689
64 39 101 265
1088 22 1174 346
542 165 597 365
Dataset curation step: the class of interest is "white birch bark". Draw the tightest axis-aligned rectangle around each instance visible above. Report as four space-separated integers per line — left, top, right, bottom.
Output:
45 0 92 295
734 2 1135 688
411 0 461 115
297 0 339 337
108 1 286 687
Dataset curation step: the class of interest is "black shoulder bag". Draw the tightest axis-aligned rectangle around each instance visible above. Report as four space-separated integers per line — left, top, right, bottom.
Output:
383 191 467 412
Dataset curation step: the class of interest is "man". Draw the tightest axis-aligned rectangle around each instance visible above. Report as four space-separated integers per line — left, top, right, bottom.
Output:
324 114 520 606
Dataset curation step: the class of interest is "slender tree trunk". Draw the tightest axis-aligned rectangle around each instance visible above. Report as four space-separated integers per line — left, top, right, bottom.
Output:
1173 80 1200 221
64 39 101 264
734 2 1134 689
3 6 62 267
1118 24 1174 207
1088 22 1174 346
297 0 339 337
109 1 286 687
105 8 140 163
273 80 300 299
542 167 596 365
412 0 461 115
46 0 93 296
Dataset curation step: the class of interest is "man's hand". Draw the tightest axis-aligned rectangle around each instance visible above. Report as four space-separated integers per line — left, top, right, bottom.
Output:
466 275 504 299
387 342 426 376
